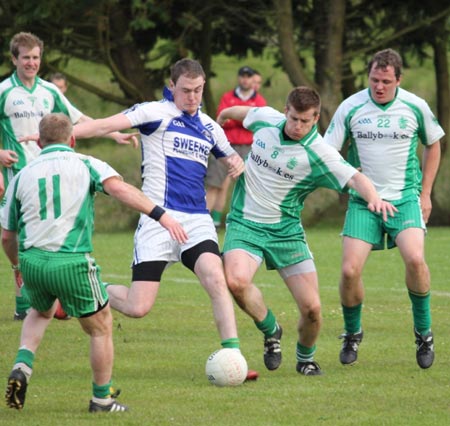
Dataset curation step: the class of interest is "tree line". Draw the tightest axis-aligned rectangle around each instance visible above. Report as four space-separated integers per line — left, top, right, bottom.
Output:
1 0 449 222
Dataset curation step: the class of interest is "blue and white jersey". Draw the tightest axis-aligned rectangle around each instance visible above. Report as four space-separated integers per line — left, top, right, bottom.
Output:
124 87 235 214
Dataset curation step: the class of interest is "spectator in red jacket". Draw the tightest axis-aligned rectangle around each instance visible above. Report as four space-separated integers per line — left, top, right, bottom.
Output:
205 66 267 227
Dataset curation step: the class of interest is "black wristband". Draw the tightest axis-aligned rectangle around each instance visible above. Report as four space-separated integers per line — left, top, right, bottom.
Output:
148 205 166 221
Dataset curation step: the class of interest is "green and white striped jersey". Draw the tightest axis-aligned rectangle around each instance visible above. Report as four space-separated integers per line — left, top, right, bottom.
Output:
324 87 444 202
1 145 120 253
0 72 83 186
228 107 357 224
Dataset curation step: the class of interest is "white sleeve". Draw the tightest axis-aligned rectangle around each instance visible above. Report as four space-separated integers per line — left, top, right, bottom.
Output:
323 103 349 151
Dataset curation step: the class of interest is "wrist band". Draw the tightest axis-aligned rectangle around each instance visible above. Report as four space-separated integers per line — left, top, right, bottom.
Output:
11 264 19 270
148 205 166 221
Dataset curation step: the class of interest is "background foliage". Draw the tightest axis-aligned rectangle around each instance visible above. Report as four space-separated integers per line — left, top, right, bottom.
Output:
0 1 449 227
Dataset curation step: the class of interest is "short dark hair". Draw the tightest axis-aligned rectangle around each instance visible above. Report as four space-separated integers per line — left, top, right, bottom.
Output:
39 113 72 147
170 59 205 84
286 86 321 115
50 72 67 82
368 48 403 80
10 32 44 58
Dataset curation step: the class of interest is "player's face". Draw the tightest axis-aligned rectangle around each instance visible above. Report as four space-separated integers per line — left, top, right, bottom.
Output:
284 106 319 140
253 75 262 92
170 75 205 115
238 74 254 91
52 78 67 93
12 45 41 87
368 64 401 104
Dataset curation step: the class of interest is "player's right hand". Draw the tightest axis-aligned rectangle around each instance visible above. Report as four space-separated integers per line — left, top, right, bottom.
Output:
367 199 398 222
225 154 245 179
13 268 24 290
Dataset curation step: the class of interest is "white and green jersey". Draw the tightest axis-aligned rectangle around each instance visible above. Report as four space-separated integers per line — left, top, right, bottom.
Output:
324 87 444 202
228 107 357 224
1 145 120 253
0 72 83 187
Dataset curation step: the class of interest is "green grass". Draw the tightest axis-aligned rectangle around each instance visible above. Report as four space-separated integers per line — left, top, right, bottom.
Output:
1 226 450 425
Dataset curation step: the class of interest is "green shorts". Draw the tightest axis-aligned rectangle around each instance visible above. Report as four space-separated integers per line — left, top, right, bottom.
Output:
223 217 313 270
343 196 425 250
19 248 108 317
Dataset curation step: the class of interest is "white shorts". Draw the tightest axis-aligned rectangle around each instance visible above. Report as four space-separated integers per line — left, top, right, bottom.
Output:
132 209 218 266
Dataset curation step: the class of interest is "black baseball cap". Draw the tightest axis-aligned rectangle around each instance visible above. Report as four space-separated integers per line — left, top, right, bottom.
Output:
238 66 255 76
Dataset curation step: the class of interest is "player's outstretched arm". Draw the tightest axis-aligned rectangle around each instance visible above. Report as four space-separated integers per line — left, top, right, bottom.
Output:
347 172 397 221
217 106 251 126
74 113 131 139
19 113 139 148
103 177 188 243
76 114 139 148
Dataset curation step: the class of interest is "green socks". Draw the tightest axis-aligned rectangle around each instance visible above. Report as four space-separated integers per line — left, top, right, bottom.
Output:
13 348 35 382
255 309 278 338
342 303 362 334
343 293 431 336
15 295 30 314
93 380 113 399
296 342 316 363
408 290 431 335
221 337 240 349
15 348 35 369
211 210 222 226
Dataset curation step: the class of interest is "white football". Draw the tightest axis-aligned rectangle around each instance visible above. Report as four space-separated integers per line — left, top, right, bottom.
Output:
205 348 248 387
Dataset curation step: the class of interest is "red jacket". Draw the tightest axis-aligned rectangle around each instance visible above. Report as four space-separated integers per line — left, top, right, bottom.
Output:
217 89 267 145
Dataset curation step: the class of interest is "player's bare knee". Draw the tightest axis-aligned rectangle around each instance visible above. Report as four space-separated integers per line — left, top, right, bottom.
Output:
404 254 427 275
80 315 112 336
307 303 321 322
226 273 248 297
341 261 362 282
124 304 151 318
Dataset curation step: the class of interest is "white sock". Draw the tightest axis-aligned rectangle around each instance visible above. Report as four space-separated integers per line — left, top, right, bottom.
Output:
92 396 113 405
13 363 32 382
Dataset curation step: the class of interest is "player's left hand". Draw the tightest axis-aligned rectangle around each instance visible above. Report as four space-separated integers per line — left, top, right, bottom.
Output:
420 193 432 223
367 199 398 222
111 131 140 148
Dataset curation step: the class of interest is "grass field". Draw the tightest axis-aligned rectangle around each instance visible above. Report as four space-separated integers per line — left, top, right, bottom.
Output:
1 226 450 425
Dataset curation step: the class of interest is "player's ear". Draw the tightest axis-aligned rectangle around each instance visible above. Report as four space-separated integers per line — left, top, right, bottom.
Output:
69 135 76 148
37 138 42 149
